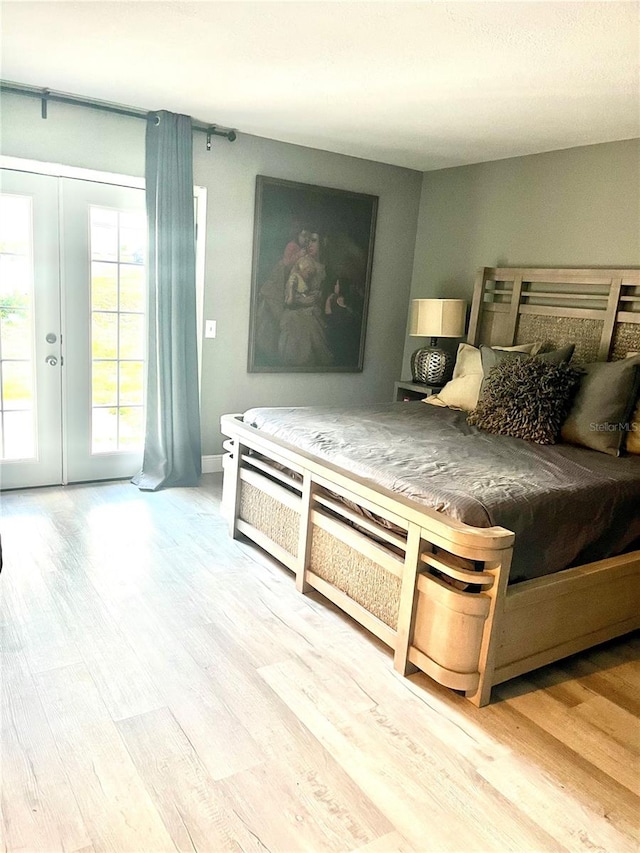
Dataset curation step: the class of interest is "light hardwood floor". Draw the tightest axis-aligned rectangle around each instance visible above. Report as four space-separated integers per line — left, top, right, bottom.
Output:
1 475 638 853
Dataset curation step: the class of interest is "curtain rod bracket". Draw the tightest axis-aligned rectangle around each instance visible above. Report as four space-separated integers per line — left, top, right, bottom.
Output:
205 125 236 148
41 88 49 119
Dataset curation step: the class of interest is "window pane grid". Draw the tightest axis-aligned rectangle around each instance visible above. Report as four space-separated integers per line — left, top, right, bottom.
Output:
90 205 145 455
0 193 36 460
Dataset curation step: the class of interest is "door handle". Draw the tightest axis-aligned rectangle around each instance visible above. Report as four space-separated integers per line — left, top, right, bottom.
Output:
45 356 58 366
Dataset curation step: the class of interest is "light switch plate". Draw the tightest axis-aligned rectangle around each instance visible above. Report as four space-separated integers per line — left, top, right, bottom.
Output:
205 319 217 338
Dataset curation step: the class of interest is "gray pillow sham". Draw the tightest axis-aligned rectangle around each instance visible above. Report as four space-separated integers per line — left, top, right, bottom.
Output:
561 355 640 456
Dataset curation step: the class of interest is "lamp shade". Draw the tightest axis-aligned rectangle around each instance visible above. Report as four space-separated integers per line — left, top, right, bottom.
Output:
409 298 467 338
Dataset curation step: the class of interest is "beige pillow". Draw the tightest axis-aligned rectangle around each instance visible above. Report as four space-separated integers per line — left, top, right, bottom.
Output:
424 341 541 411
626 353 640 454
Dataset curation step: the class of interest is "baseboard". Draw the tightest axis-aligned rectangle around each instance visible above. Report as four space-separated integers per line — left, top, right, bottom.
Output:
201 454 223 474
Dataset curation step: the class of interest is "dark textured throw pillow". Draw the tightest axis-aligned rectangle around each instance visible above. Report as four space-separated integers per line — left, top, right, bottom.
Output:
469 359 582 444
561 355 640 456
479 344 575 398
479 346 528 396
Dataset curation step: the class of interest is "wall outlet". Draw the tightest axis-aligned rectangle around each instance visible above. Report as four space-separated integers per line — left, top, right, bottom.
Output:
205 319 217 339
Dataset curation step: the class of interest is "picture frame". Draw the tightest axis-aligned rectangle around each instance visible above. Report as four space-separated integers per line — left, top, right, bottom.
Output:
248 175 378 373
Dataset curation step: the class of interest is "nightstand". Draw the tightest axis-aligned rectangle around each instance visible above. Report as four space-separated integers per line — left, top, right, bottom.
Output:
394 380 443 402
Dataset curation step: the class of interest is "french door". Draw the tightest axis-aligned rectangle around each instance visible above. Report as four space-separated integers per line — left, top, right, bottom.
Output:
0 168 147 489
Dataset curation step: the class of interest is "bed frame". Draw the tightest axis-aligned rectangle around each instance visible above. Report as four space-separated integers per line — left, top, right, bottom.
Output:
221 267 640 706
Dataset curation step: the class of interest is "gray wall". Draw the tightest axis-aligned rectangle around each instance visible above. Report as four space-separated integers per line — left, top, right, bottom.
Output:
1 94 422 454
402 139 640 377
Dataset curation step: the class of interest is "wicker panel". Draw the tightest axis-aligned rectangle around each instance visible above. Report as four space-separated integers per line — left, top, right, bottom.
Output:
239 482 299 557
310 525 401 629
611 323 640 360
515 314 602 364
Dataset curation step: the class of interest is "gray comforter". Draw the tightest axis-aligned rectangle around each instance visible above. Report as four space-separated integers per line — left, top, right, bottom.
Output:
244 402 640 583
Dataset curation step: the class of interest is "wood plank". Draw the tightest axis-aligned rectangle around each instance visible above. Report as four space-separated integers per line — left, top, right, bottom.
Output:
42 561 166 722
504 273 523 343
240 465 302 510
33 663 176 853
296 473 313 592
116 707 263 852
467 266 489 345
1 647 92 853
241 451 302 491
102 592 264 782
519 303 605 320
393 523 422 675
236 518 298 572
351 831 417 853
499 681 640 795
487 267 640 284
404 672 640 851
259 656 569 853
314 492 407 549
599 275 623 359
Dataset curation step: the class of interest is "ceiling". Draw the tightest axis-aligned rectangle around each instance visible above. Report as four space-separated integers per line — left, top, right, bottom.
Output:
2 1 639 171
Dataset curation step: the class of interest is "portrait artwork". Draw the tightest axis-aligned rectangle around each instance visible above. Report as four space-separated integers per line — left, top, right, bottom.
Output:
248 176 378 372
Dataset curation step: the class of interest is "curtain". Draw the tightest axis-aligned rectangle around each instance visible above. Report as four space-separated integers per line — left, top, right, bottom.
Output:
132 111 202 490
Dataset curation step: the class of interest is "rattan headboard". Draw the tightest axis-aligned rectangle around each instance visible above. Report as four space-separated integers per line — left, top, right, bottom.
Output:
467 267 640 363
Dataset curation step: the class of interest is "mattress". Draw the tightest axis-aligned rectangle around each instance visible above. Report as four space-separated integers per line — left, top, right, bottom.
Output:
243 402 640 583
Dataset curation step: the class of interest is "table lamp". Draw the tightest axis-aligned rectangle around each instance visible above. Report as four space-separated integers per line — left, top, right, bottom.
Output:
409 298 467 384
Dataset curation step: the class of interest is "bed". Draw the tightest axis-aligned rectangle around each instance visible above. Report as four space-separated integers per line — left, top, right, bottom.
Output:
220 267 640 706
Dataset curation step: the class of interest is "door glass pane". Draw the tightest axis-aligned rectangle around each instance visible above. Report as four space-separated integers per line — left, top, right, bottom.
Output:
91 262 118 310
92 312 117 358
0 193 36 460
92 406 117 452
2 361 33 409
119 264 145 311
119 313 144 360
119 362 143 405
1 310 31 359
119 406 144 449
89 205 146 454
90 208 118 261
3 410 34 460
92 361 117 406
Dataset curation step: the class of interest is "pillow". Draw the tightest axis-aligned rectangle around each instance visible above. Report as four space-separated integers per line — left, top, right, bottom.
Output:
536 343 576 365
627 399 640 454
560 355 640 456
479 347 529 397
480 342 575 376
424 341 541 411
625 353 640 454
468 359 582 444
478 342 576 397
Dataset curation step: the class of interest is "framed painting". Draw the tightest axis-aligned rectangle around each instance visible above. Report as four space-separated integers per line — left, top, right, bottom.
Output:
248 175 378 372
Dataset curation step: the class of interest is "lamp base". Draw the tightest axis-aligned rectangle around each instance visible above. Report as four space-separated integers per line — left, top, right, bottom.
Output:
410 346 452 385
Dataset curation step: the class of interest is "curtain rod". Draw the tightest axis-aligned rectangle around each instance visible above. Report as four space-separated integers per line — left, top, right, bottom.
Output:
0 81 237 147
